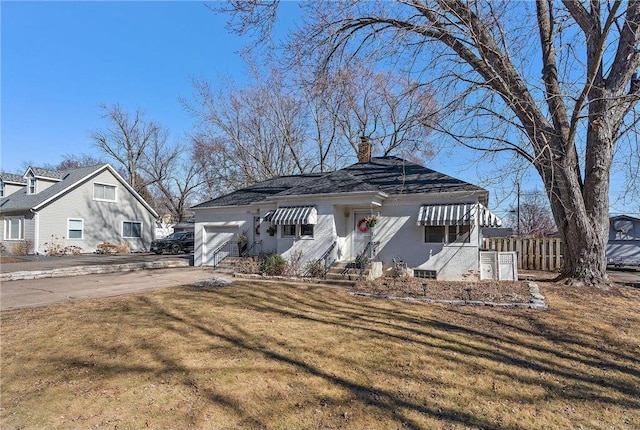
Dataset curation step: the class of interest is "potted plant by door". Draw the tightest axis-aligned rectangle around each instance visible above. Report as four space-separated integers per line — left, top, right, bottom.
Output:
365 214 379 228
267 225 277 237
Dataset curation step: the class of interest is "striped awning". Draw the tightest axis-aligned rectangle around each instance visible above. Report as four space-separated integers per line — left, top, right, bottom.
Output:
417 203 502 227
270 206 317 225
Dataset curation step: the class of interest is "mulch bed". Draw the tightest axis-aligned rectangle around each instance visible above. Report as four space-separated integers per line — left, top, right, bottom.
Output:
353 276 532 303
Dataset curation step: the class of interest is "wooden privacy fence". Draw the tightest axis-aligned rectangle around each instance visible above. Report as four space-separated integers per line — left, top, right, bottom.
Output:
482 237 564 271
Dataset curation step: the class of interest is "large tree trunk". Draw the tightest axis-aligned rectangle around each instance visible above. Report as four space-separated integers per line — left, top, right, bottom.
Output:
543 131 612 287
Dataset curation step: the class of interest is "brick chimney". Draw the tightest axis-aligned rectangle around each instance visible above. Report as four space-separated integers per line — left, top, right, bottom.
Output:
357 135 372 163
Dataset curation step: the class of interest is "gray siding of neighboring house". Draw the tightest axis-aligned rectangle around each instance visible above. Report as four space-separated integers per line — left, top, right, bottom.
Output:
607 217 640 265
34 178 59 194
1 211 35 253
36 170 156 253
3 183 25 197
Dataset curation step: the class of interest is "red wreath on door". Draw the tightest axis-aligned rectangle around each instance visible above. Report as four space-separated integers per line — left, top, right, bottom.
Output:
357 218 370 233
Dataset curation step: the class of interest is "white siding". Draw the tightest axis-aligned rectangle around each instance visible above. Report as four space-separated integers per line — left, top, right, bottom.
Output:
193 192 485 280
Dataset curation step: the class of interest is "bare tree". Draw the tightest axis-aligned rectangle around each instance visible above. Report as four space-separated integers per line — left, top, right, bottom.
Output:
91 103 163 195
224 0 640 286
184 69 312 190
508 190 558 238
55 153 108 170
141 140 204 222
300 63 436 165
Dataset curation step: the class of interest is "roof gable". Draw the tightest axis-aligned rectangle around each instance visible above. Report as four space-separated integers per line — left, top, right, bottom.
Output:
25 166 65 181
0 173 27 185
0 164 158 217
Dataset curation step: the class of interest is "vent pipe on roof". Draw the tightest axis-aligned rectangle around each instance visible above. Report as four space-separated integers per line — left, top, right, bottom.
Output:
357 135 372 163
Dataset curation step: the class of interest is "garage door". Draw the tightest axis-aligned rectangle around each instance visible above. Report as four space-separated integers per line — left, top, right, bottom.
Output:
204 227 236 266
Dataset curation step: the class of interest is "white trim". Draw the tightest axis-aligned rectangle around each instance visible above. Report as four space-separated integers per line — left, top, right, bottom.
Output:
67 218 84 240
32 164 158 218
122 220 143 238
93 182 117 202
27 177 36 195
3 217 24 240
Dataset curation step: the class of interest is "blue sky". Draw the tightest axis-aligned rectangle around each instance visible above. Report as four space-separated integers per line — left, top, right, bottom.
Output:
2 1 247 171
1 1 636 216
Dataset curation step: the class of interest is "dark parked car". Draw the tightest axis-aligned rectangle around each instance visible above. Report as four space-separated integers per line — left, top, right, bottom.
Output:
150 231 194 255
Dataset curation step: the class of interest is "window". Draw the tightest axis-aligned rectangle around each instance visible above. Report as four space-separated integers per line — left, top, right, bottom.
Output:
300 224 314 237
123 221 142 238
4 218 24 240
424 226 446 243
282 225 296 237
68 219 83 240
424 224 471 244
281 224 314 238
28 177 36 194
452 224 471 243
0 182 5 197
94 183 117 201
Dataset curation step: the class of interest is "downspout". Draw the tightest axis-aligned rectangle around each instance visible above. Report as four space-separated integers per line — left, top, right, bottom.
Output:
30 209 39 255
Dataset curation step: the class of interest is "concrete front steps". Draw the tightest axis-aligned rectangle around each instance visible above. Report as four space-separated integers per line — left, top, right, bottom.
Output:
324 261 370 284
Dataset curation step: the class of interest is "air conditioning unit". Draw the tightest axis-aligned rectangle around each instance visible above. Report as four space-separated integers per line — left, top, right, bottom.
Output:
480 251 518 281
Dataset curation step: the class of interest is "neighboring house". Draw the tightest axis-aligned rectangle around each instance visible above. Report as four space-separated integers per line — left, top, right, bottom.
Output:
0 173 27 198
481 227 514 238
607 215 640 266
192 141 502 280
0 164 158 254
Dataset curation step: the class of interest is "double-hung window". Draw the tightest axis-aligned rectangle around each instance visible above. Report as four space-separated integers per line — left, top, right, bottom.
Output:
281 225 296 237
123 221 142 238
4 218 24 240
28 177 36 194
94 183 117 202
281 224 314 238
68 219 84 240
424 224 471 244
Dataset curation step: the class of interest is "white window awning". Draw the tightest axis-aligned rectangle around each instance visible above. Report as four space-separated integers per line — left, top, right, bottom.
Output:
270 206 317 225
417 203 502 227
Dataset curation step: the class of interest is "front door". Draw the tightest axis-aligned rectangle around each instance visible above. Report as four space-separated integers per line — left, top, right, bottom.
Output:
352 211 371 259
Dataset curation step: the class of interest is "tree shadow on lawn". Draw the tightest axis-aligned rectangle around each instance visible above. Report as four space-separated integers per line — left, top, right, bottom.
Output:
48 280 640 429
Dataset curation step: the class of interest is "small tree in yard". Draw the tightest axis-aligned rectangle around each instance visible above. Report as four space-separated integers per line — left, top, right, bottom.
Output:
223 1 640 287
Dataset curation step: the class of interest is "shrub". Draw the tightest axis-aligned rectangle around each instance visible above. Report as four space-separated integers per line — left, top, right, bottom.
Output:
11 239 33 256
236 256 264 274
304 259 325 278
44 235 83 256
285 250 304 276
262 253 286 276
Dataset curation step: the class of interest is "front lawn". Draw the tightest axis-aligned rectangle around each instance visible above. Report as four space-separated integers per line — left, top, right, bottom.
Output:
1 280 639 429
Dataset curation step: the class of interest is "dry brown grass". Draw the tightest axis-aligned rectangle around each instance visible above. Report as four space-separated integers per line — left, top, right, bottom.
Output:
1 280 639 429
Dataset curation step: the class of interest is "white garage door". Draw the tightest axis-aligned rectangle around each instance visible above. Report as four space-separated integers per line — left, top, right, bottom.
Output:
204 227 236 266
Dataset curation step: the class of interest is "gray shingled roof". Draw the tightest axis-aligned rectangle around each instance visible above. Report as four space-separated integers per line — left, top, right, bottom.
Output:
193 157 487 209
344 157 486 195
0 173 26 184
29 166 66 180
0 164 110 212
192 174 324 209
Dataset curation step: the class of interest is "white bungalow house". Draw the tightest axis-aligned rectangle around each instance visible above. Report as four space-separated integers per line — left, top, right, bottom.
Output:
0 164 158 254
192 142 502 281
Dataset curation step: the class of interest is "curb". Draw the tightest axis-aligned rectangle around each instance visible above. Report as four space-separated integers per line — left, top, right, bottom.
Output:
349 281 548 310
0 259 190 282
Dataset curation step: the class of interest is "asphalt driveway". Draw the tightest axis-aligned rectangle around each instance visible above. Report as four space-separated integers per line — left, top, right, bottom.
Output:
0 266 224 311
